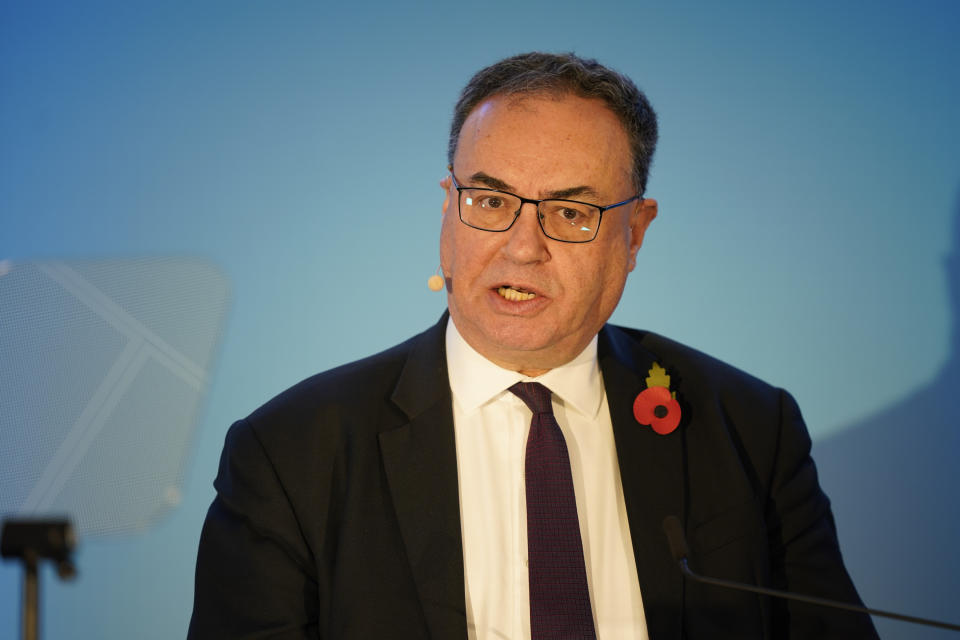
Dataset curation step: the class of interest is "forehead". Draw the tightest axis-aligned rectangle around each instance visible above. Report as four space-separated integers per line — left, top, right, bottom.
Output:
454 93 633 193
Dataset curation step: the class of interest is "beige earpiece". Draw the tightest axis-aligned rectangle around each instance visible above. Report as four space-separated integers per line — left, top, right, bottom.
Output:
428 266 444 292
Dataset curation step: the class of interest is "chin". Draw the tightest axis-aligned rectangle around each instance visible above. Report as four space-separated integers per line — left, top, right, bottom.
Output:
483 325 577 365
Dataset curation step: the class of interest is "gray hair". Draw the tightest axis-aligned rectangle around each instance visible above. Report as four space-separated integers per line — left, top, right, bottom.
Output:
448 52 658 195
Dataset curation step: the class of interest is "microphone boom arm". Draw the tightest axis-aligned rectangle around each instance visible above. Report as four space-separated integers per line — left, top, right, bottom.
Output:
676 557 960 632
662 515 960 633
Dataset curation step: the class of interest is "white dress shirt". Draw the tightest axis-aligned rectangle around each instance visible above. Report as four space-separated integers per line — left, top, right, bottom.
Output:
446 319 648 639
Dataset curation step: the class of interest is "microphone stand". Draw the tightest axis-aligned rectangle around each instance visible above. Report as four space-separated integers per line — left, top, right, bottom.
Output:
22 552 38 640
1 519 77 640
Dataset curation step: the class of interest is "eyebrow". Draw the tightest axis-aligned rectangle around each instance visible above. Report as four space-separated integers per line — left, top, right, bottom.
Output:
467 171 602 202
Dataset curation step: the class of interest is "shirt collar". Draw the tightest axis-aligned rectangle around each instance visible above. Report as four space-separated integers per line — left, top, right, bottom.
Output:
445 316 603 418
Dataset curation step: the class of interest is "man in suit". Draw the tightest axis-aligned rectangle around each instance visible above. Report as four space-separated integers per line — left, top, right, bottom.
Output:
189 53 878 638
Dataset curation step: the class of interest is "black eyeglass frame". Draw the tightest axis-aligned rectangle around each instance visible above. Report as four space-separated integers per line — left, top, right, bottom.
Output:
449 170 640 244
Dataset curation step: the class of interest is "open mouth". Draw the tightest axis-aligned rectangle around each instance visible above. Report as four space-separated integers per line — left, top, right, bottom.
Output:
497 286 537 301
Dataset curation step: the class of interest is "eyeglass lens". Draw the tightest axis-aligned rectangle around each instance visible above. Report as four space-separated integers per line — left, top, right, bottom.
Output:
460 189 600 242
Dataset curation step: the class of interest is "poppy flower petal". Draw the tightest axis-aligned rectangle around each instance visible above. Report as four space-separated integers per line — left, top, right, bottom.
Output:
634 386 681 435
650 397 681 435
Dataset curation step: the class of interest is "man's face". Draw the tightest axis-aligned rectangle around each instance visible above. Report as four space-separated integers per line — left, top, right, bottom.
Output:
440 93 657 375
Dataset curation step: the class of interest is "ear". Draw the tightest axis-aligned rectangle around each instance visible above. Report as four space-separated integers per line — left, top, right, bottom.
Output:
627 198 658 272
440 175 453 215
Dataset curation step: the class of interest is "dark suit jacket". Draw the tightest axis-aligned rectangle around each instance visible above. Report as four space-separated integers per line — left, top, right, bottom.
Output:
188 315 878 639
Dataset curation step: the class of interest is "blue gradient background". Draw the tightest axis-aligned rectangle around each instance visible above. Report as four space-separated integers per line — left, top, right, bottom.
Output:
2 1 958 638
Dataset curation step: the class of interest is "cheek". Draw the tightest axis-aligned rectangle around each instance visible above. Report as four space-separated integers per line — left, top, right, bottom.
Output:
441 218 493 285
581 248 630 311
439 214 459 273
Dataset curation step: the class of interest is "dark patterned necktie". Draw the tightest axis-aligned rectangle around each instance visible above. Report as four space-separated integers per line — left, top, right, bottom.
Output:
509 382 597 639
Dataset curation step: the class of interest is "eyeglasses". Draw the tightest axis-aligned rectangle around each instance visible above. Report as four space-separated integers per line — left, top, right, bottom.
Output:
450 171 639 243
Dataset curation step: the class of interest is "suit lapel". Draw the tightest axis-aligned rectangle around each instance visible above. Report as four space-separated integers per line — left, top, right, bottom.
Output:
600 325 686 640
378 316 468 638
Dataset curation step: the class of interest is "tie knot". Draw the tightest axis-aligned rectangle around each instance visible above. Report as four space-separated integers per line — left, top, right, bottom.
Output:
509 381 554 416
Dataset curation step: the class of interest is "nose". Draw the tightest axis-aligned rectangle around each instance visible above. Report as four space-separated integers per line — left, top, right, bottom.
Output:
502 202 550 263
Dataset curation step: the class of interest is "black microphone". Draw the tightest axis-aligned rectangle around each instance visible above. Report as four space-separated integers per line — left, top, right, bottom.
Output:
661 515 960 633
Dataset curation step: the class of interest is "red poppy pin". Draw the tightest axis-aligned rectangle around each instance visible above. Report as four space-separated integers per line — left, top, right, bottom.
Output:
633 363 681 435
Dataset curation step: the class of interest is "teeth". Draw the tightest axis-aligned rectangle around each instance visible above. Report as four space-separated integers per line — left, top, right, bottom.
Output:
498 286 536 301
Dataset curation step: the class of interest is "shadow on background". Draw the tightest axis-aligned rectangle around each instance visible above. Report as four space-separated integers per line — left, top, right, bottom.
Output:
814 188 960 639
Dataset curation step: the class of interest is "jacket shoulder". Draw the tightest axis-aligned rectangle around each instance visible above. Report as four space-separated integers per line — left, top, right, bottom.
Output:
250 334 415 423
604 324 781 405
247 317 447 431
